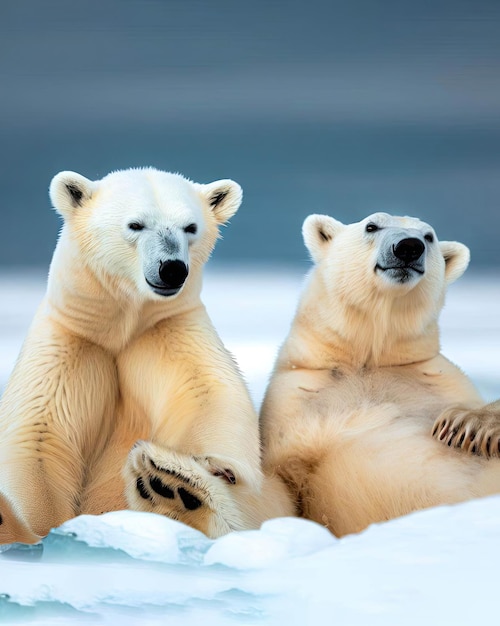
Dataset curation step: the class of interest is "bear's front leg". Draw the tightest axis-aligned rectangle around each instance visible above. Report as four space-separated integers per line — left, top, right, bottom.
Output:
0 322 117 542
117 310 273 535
432 400 500 458
123 440 245 537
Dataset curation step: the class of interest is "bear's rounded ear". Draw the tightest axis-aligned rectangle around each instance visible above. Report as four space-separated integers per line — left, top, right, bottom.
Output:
439 241 470 284
302 214 343 263
49 171 94 218
195 179 243 225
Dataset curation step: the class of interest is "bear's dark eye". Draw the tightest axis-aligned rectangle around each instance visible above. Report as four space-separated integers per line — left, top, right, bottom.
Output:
128 222 144 231
184 223 197 235
365 223 379 233
424 233 434 243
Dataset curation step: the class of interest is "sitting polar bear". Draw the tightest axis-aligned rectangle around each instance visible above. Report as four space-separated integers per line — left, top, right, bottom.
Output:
260 211 500 537
0 167 292 544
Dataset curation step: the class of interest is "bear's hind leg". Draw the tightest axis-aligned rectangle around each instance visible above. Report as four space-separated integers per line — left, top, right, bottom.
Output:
123 441 246 537
432 400 500 458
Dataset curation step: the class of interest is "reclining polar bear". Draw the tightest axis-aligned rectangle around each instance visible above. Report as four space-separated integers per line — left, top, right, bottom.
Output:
0 167 292 543
260 211 500 537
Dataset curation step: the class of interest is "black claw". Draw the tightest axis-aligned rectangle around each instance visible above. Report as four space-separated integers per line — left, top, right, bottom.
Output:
458 432 465 446
213 468 236 485
178 487 202 510
149 476 175 499
470 431 476 442
136 477 151 500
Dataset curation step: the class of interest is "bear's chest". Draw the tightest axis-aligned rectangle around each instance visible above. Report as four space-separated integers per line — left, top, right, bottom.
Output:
295 365 452 425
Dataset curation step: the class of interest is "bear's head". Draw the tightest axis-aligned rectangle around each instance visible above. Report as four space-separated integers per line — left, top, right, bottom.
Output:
300 212 470 365
49 168 242 300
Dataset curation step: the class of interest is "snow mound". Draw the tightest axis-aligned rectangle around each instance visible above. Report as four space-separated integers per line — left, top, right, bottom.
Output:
1 497 500 625
204 517 336 569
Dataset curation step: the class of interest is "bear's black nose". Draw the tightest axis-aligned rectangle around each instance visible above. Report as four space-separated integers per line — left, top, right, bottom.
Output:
393 238 425 263
158 260 189 289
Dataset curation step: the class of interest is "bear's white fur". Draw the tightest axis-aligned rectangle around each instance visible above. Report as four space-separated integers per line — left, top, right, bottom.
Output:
260 211 500 537
0 167 292 543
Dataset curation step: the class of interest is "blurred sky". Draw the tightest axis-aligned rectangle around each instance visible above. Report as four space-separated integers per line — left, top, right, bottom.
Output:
1 0 500 269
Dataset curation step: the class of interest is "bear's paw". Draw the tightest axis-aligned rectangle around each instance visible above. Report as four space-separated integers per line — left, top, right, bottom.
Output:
432 402 500 459
123 441 242 537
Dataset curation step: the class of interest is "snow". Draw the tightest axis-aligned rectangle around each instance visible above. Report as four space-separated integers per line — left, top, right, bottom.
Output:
0 267 499 625
1 499 500 625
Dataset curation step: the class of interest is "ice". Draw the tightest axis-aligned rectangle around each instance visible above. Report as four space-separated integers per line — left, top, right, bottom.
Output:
1 498 500 625
56 511 210 564
0 267 499 624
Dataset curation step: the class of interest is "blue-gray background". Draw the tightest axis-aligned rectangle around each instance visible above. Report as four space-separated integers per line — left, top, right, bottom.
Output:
2 0 500 269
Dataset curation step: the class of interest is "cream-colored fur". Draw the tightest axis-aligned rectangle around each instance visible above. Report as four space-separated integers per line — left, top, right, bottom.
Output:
0 167 292 544
261 211 500 537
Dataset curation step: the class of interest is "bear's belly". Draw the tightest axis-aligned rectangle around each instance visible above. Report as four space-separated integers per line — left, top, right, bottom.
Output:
280 366 488 536
294 365 454 429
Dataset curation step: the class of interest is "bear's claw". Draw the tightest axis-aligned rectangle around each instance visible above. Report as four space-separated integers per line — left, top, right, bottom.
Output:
211 468 236 484
432 402 500 459
193 456 237 485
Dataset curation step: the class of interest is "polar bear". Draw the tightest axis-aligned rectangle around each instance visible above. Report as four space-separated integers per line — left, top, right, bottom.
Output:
260 211 500 537
0 167 292 544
